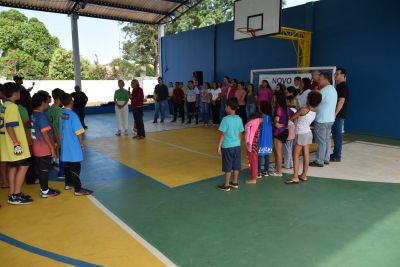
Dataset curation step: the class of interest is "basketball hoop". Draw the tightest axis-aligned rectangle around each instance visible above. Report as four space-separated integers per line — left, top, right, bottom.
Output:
237 27 257 38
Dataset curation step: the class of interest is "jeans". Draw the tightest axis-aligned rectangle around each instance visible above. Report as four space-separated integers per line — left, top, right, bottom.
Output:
153 100 167 122
331 118 345 160
220 99 226 119
202 102 211 123
73 107 86 127
186 102 198 123
283 140 294 168
314 121 334 164
246 103 257 119
168 98 174 115
133 107 145 137
258 155 270 174
211 101 220 124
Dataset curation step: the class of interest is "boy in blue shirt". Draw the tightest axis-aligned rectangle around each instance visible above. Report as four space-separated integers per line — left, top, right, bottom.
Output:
59 93 92 196
217 98 244 191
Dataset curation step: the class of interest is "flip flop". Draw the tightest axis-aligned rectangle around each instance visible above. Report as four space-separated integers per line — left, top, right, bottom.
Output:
299 177 308 182
285 179 300 184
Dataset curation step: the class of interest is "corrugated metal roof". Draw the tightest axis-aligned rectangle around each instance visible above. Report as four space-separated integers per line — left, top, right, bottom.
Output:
0 0 203 24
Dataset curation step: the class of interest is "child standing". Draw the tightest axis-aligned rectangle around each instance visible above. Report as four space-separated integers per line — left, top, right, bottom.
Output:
48 88 65 178
217 98 244 191
114 80 129 136
257 101 273 178
31 93 60 198
185 80 200 124
244 113 262 184
286 91 322 184
0 83 32 204
59 93 92 195
283 96 297 169
201 82 212 126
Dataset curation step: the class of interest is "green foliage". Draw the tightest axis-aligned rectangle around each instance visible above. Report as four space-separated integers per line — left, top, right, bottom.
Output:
109 58 142 80
48 48 90 80
121 24 159 76
88 54 108 80
0 9 60 79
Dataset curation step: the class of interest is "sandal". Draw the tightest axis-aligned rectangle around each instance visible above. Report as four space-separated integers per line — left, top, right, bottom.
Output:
299 177 308 182
285 179 300 184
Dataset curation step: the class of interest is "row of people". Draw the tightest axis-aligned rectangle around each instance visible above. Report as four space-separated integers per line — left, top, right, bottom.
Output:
0 83 92 205
217 69 349 190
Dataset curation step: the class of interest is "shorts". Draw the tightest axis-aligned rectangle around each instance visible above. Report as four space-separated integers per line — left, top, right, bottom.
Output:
35 155 52 171
274 129 289 143
7 159 30 167
296 132 313 146
222 146 241 172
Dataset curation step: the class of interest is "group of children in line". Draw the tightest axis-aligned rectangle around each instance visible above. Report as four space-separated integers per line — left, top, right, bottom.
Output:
216 78 323 191
0 82 92 206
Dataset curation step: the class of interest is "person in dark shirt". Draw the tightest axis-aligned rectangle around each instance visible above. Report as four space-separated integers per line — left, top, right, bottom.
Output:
130 79 145 139
171 81 185 123
153 77 169 123
331 68 349 162
71 85 88 129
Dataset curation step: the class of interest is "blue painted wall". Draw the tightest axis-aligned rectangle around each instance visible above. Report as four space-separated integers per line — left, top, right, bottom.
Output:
162 0 400 138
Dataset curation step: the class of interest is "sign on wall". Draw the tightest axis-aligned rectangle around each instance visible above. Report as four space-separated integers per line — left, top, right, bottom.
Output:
258 73 311 89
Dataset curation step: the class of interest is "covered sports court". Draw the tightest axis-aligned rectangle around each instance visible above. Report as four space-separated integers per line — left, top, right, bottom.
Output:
1 0 400 267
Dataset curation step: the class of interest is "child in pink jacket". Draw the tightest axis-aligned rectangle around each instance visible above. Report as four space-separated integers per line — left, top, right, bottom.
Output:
245 113 262 184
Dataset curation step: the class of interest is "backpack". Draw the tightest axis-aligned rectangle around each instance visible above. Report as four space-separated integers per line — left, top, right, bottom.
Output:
258 114 273 156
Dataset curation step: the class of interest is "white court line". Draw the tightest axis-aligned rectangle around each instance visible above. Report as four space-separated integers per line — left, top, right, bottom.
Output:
88 196 177 267
145 136 249 168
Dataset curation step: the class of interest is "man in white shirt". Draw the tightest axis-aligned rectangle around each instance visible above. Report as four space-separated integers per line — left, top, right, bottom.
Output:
310 73 338 167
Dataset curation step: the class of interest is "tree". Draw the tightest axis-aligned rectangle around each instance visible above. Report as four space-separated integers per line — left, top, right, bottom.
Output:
108 58 142 80
0 9 60 79
88 54 108 80
121 24 159 76
48 48 90 80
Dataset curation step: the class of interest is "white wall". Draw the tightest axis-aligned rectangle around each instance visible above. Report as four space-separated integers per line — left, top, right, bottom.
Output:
0 78 158 104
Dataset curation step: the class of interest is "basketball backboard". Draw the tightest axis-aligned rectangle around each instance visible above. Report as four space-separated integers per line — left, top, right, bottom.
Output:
234 0 282 40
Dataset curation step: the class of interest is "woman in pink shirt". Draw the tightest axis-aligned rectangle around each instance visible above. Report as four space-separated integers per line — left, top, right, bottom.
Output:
235 82 247 125
220 76 231 118
227 79 238 100
257 80 273 109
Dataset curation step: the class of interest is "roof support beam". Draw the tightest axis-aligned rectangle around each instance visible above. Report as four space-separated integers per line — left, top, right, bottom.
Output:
71 0 170 16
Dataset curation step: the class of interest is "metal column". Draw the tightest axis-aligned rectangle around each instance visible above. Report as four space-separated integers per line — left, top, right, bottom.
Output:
71 14 82 88
158 24 165 77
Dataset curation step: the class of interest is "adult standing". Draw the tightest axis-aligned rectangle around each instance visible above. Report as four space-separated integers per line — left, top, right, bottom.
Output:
293 76 301 96
235 82 247 125
130 79 145 139
311 71 320 90
331 68 349 162
185 80 200 124
71 85 88 129
153 77 169 123
220 76 231 119
210 81 221 125
257 80 273 109
171 82 185 123
309 73 338 167
167 82 174 117
114 80 129 136
246 83 257 118
296 77 312 108
226 79 238 100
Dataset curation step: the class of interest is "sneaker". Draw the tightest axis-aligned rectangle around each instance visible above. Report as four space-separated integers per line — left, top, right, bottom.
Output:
64 185 72 190
8 194 33 205
263 172 269 177
229 182 239 189
270 172 283 177
309 161 324 167
330 158 341 162
152 120 157 123
74 188 93 196
20 193 32 200
217 184 230 192
40 188 60 198
256 174 262 179
324 161 330 165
